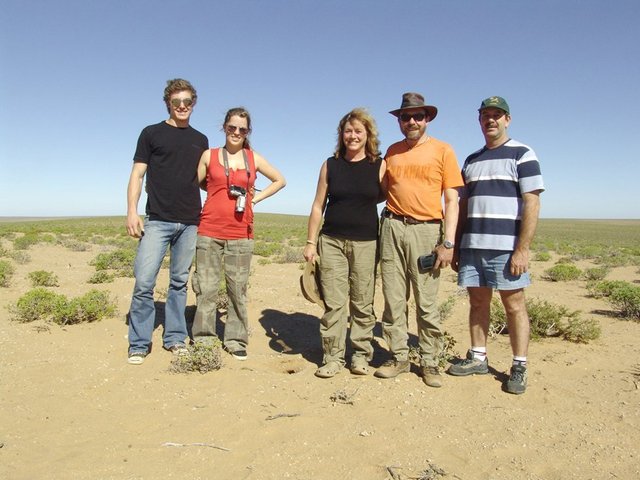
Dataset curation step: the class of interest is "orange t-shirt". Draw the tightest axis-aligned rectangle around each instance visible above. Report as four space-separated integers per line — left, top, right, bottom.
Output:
384 137 463 220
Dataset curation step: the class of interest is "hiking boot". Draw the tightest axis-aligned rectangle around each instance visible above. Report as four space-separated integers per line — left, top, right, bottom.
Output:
421 366 443 388
315 361 341 378
374 359 410 379
447 350 489 376
506 364 528 394
127 351 147 365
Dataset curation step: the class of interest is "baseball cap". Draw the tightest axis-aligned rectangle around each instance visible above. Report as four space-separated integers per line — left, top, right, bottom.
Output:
478 96 510 114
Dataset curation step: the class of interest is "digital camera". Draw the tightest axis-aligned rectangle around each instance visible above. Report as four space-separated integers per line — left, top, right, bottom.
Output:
229 185 247 213
417 253 436 271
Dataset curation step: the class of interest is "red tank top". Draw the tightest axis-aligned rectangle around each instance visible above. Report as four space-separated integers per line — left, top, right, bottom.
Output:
198 148 256 239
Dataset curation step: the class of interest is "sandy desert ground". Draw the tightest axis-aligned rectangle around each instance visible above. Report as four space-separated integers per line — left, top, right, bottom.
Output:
1 239 639 480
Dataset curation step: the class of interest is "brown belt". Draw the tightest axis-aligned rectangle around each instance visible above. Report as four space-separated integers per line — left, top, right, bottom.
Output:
382 209 441 225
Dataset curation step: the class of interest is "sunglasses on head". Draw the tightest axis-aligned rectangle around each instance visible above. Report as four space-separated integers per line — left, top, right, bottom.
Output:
400 112 426 122
170 98 194 108
226 125 250 136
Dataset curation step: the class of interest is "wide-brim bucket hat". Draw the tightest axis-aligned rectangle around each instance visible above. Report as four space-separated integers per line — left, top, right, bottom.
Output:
300 259 324 307
389 92 438 120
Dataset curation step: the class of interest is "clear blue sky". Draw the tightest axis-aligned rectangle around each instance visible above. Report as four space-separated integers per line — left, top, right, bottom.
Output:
2 0 638 219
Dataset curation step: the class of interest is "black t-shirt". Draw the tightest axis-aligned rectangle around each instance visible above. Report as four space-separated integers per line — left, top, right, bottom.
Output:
321 155 382 241
133 121 209 225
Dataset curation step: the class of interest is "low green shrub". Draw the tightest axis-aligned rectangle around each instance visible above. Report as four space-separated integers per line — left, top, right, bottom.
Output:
608 284 640 320
88 271 115 284
169 340 224 374
253 241 283 258
13 233 55 250
544 264 582 281
10 251 31 264
90 248 136 270
561 316 602 343
10 288 65 322
52 290 117 325
582 266 610 281
10 288 116 324
556 256 574 264
534 251 551 262
0 260 15 287
60 238 90 252
274 247 302 264
489 297 599 342
28 270 60 287
588 280 629 298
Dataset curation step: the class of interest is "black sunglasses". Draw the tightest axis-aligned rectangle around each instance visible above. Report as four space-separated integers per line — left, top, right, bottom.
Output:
400 112 426 122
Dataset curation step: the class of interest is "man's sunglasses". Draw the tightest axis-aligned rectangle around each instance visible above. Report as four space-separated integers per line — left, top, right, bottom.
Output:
400 112 426 122
170 98 194 108
226 125 250 136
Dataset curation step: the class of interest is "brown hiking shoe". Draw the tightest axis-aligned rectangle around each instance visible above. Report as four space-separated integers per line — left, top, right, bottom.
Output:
374 359 410 379
422 366 443 388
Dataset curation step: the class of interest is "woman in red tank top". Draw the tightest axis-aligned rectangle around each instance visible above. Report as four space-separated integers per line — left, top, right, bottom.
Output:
191 107 286 360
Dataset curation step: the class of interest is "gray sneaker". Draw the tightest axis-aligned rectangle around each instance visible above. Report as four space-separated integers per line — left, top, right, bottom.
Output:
506 364 528 394
374 359 410 379
447 350 489 376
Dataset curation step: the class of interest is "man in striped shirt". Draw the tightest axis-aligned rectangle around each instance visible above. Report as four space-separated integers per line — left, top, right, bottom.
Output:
449 96 544 394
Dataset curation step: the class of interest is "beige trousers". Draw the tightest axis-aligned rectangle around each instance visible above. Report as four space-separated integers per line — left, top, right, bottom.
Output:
317 234 378 365
379 217 443 367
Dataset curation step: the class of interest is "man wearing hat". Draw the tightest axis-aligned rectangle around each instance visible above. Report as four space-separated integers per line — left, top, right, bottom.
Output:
374 92 463 387
448 96 544 395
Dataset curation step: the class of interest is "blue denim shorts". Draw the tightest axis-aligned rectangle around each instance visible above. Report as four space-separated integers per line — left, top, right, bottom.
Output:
458 249 530 290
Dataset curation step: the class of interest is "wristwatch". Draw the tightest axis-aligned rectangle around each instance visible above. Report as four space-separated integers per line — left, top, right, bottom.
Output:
443 240 455 249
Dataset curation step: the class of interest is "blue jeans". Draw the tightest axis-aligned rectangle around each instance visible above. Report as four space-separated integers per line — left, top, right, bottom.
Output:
128 219 197 354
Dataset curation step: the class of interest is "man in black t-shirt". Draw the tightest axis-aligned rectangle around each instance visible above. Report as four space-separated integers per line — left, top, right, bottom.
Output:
125 78 209 365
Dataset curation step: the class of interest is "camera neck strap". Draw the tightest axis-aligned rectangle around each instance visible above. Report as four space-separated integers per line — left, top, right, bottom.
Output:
221 147 251 186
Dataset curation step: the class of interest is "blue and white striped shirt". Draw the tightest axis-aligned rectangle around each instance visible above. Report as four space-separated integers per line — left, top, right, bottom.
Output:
460 139 544 251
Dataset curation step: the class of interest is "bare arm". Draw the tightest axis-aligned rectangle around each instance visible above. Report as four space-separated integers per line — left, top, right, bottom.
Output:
510 190 541 275
126 162 147 238
452 194 468 272
252 152 286 205
378 159 388 203
303 162 329 263
433 187 459 270
197 149 211 191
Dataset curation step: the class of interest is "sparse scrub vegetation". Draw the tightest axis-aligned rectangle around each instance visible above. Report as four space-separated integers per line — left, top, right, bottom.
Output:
10 288 64 322
489 297 600 343
590 280 640 320
274 246 302 264
534 251 551 261
90 248 136 277
52 290 117 325
13 232 55 250
88 271 115 284
0 260 15 287
582 266 610 281
10 288 116 324
28 270 59 287
9 251 31 264
169 340 224 374
544 264 582 281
